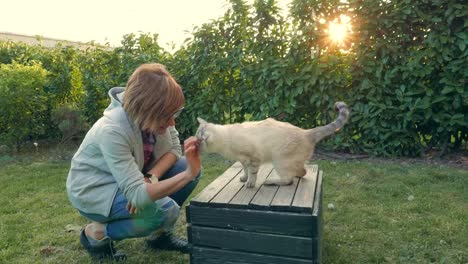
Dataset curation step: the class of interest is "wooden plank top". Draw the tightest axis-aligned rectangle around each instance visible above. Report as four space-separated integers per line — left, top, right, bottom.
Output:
191 162 243 204
292 165 318 209
191 162 320 213
230 164 273 206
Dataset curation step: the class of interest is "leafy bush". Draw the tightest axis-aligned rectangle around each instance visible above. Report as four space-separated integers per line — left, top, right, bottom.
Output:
172 0 466 156
0 41 86 139
0 62 49 150
347 0 467 156
78 33 169 124
0 0 465 157
52 104 88 144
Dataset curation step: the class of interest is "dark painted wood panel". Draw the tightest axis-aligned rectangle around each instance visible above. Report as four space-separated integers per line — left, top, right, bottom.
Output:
190 226 317 259
191 247 317 264
292 165 318 211
314 170 324 263
187 206 316 237
191 162 242 206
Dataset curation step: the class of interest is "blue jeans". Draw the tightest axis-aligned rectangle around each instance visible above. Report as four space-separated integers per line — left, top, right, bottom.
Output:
79 157 201 241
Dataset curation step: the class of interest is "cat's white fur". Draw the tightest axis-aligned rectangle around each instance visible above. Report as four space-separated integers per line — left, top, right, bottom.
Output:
196 102 350 188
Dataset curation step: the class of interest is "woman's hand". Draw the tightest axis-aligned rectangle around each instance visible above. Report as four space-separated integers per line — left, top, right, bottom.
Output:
127 173 148 214
126 201 138 214
184 136 201 180
144 137 201 202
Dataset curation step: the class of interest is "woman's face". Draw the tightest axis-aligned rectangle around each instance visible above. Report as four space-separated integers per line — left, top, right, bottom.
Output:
155 107 184 135
156 117 176 135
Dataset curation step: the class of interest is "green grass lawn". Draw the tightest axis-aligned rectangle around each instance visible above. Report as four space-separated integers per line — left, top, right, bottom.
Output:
0 150 466 263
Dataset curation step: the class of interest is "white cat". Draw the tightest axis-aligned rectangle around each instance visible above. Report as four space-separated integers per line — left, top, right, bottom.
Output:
195 102 350 188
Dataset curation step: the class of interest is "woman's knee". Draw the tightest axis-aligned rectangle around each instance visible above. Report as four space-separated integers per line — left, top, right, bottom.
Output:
160 199 180 229
143 197 180 230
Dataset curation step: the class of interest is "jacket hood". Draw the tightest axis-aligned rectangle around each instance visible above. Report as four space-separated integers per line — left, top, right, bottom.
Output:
103 87 137 129
106 87 126 112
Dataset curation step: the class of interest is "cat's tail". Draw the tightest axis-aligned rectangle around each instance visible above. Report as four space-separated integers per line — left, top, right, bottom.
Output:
306 102 350 144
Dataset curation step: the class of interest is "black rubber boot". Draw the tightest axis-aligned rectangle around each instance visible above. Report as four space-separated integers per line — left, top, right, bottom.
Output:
146 232 191 254
80 229 126 261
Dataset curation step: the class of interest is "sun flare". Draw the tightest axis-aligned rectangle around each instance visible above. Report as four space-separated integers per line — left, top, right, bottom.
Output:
327 15 352 46
329 22 347 43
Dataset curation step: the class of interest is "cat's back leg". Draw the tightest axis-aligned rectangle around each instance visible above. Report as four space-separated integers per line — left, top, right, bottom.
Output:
264 173 294 185
265 162 295 186
265 135 309 185
265 158 306 186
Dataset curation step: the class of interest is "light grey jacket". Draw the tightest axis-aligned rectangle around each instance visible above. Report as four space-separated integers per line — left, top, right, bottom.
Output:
66 87 182 216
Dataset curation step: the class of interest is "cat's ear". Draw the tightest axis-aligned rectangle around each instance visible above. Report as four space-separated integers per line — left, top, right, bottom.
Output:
197 117 207 124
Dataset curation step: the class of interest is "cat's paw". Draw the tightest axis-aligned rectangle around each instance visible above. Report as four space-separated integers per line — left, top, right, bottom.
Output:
264 178 293 186
245 180 256 188
239 174 248 182
263 178 276 185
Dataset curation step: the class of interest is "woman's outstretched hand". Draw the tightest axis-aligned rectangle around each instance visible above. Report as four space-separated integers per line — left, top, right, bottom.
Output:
184 136 201 180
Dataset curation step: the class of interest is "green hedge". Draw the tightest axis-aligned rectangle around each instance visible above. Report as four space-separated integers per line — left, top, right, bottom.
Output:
348 0 467 156
0 62 49 150
0 0 466 157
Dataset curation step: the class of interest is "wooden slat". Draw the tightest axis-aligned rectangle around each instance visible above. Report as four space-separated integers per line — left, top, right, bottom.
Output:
312 170 323 216
210 163 247 205
269 170 300 209
250 168 279 208
187 206 315 237
191 246 316 264
230 164 273 206
291 165 318 211
250 184 279 208
190 226 317 259
191 162 242 205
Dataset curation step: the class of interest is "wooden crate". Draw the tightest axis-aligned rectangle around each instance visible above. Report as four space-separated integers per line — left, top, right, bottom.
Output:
186 162 323 264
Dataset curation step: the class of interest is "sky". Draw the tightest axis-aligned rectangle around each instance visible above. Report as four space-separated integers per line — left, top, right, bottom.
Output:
0 0 239 51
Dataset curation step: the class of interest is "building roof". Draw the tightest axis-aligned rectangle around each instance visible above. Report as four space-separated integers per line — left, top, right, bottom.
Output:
0 32 112 50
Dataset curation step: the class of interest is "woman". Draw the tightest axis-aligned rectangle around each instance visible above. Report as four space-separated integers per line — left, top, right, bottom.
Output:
66 63 201 261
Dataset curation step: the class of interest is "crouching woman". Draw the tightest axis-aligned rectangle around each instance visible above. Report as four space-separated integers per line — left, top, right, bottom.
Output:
66 63 201 261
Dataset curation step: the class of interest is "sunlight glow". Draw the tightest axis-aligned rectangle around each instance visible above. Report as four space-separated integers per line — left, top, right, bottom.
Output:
329 22 347 43
327 15 352 46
